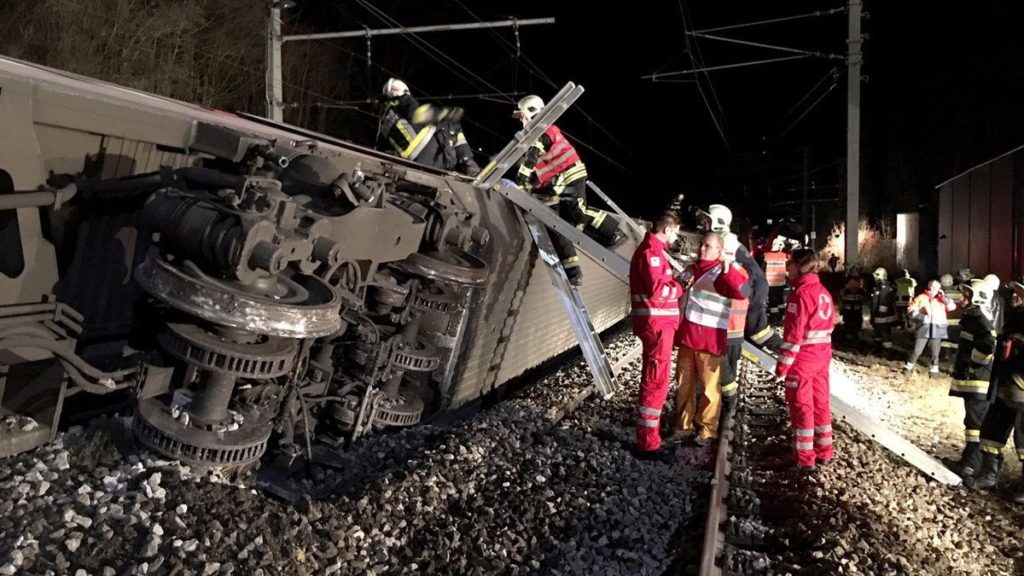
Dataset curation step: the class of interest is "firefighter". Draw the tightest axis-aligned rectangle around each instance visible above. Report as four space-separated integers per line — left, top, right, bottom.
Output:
379 78 480 176
905 280 956 376
895 269 917 328
764 238 788 324
669 232 748 446
947 279 997 478
719 232 752 405
630 211 685 460
870 267 898 353
512 96 623 255
839 270 866 340
775 249 836 470
703 204 782 352
969 280 1024 502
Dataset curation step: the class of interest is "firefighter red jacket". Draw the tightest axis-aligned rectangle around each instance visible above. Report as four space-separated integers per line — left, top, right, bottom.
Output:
675 259 748 356
776 273 836 377
630 232 683 335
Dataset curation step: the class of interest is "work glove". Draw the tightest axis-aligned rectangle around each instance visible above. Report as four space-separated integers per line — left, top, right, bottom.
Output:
721 232 739 272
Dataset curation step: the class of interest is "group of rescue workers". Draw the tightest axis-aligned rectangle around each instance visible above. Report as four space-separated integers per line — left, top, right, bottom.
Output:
840 263 1024 502
374 80 1022 502
629 206 834 472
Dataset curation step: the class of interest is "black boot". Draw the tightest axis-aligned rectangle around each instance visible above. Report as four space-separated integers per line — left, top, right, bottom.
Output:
966 453 1003 489
958 443 983 479
1013 478 1024 504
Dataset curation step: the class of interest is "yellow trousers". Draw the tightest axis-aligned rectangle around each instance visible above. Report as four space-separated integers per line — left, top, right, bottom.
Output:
675 345 724 439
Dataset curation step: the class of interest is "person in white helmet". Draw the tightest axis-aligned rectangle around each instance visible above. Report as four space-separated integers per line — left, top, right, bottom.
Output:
699 204 781 356
511 96 624 274
968 280 1024 503
378 78 480 176
945 279 997 479
870 267 898 353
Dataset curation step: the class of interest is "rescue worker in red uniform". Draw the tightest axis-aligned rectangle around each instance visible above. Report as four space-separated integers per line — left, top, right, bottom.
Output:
905 280 957 376
630 211 684 459
513 95 622 286
670 233 748 445
775 249 836 469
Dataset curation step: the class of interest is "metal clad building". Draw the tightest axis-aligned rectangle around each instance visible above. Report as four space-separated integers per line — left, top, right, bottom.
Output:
935 146 1023 281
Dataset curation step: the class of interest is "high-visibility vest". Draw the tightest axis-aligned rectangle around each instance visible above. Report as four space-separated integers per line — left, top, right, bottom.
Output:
682 267 731 330
764 252 787 287
727 266 750 340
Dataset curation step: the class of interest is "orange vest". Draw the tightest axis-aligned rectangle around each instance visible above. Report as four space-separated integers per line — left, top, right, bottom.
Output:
764 252 787 287
727 266 750 340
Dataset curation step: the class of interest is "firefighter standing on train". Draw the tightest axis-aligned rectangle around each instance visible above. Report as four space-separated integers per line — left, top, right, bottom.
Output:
775 249 836 470
378 78 480 176
512 95 623 286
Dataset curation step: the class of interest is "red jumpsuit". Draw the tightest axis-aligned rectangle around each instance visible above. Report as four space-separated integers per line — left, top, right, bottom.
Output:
630 232 683 452
775 272 836 467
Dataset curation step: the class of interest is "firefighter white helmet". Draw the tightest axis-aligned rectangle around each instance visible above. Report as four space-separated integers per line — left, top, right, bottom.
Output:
940 273 954 289
984 273 1001 292
707 204 732 233
962 278 992 308
382 78 410 98
513 95 545 122
770 236 786 252
873 267 888 282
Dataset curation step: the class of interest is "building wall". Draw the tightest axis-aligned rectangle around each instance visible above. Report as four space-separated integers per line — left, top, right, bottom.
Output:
936 153 1018 281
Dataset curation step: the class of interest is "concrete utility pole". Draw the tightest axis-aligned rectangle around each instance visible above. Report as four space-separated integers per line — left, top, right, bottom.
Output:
266 2 286 121
265 13 554 122
845 0 863 267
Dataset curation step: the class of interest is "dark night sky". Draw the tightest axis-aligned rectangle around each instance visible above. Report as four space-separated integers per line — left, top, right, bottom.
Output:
295 1 1024 240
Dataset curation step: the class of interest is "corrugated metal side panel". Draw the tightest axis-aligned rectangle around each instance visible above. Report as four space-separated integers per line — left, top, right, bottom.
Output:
445 194 534 408
951 176 971 273
937 184 953 275
494 242 631 384
968 165 991 274
989 156 1014 281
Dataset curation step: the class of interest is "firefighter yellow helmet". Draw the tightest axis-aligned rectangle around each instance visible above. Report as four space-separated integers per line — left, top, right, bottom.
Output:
707 204 732 233
962 278 992 308
383 78 410 98
873 267 888 282
513 95 545 122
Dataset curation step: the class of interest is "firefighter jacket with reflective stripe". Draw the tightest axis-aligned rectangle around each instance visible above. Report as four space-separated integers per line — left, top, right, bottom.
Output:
840 278 865 311
909 292 957 339
727 266 751 341
675 260 748 356
763 252 788 287
995 308 1024 408
871 280 898 325
381 96 440 162
951 306 996 399
776 273 835 378
517 125 585 190
630 232 683 334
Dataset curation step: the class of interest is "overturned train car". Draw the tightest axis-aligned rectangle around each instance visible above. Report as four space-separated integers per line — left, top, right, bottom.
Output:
0 56 634 470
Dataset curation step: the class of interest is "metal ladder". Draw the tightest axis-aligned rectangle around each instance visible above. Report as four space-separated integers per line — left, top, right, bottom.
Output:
472 82 622 398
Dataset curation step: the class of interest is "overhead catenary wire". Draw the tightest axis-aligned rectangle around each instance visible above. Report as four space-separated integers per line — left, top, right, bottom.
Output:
679 0 730 150
691 7 847 34
447 0 636 162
